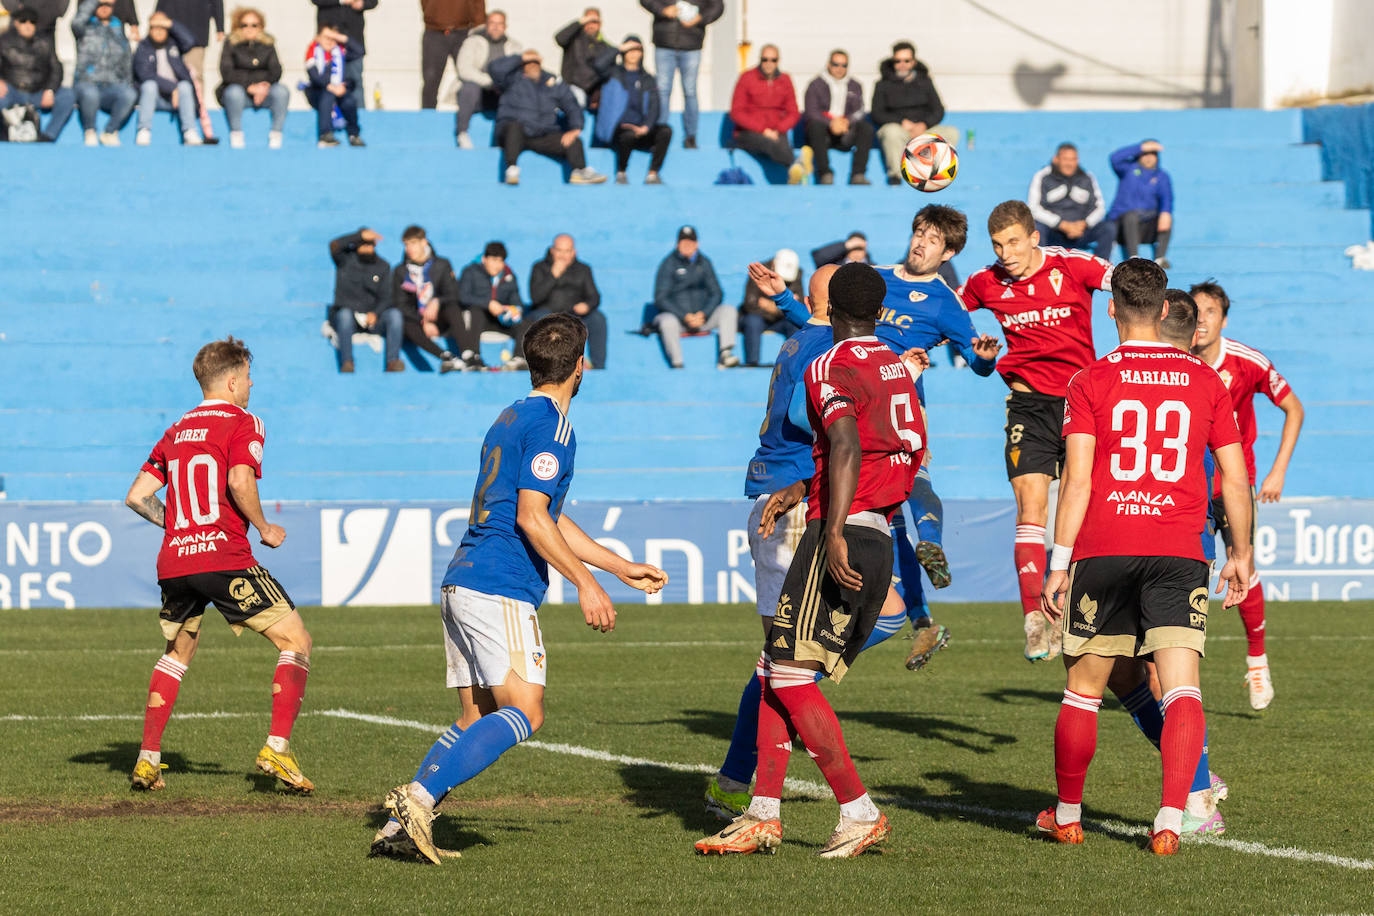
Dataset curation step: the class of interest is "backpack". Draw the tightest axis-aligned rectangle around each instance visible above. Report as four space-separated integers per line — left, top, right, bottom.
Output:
714 166 753 185
1 104 40 142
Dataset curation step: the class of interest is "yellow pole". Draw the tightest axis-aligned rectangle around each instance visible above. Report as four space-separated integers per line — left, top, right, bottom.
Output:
737 0 751 71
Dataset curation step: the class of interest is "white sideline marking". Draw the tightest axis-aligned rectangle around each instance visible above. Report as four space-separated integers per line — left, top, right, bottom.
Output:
1 711 256 722
317 708 1373 872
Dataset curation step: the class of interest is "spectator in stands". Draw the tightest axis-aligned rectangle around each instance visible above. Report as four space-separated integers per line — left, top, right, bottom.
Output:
592 35 669 185
72 0 138 146
458 241 529 369
155 0 223 143
640 0 720 149
555 7 611 108
217 7 286 148
528 233 607 368
6 0 140 43
740 248 803 366
455 9 520 148
328 227 401 374
803 48 872 185
1027 142 1112 258
306 26 362 147
420 0 484 109
391 225 467 373
491 49 607 185
729 44 808 184
133 12 203 145
872 40 948 185
311 0 374 112
0 7 75 142
811 231 869 267
1106 139 1173 268
652 225 737 368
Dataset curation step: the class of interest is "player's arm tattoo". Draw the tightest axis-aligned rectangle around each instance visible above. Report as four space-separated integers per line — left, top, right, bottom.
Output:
131 494 166 528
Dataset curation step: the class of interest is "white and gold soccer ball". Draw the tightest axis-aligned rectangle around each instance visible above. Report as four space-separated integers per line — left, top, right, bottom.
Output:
900 133 959 192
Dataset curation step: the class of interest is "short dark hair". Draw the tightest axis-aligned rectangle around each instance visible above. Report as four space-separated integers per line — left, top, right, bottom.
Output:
12 7 39 23
193 336 252 390
912 204 967 256
987 200 1035 237
828 263 886 322
1111 258 1168 321
1056 142 1077 154
829 48 848 61
483 241 507 259
1161 288 1198 347
402 225 426 241
1189 278 1231 316
526 313 588 387
892 40 915 57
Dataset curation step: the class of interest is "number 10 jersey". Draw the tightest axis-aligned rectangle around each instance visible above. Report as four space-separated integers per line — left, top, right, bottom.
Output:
1062 341 1240 562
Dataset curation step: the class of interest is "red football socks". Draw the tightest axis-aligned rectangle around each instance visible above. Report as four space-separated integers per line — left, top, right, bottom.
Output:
1237 579 1266 656
1014 525 1047 616
268 651 310 743
1054 689 1101 806
1159 687 1205 812
752 676 793 801
772 677 866 805
140 655 187 752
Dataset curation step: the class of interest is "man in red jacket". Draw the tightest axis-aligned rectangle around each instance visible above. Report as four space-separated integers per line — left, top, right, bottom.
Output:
729 44 810 184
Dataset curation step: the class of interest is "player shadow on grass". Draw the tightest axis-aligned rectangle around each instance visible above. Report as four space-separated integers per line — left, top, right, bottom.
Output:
840 712 1018 755
358 805 510 856
657 708 740 743
69 741 237 779
617 763 722 833
980 687 1065 706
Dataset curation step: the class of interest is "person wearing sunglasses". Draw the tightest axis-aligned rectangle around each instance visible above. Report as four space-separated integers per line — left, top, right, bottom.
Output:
218 6 287 148
729 44 810 184
872 40 955 186
803 49 873 185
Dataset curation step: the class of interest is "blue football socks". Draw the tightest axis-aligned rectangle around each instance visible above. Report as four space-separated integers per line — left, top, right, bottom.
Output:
861 612 907 651
1119 678 1213 793
890 512 929 623
417 707 531 804
718 675 762 785
909 466 944 546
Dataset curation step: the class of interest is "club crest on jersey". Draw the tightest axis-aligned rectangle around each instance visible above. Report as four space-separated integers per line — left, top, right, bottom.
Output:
530 452 559 480
1219 368 1233 388
1048 268 1064 297
907 290 928 303
1077 594 1098 629
249 440 263 463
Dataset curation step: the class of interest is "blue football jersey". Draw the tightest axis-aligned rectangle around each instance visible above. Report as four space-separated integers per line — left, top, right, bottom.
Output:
443 393 576 605
745 315 834 497
872 266 996 403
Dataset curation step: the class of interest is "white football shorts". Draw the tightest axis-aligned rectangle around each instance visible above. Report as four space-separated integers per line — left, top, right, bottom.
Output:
441 585 547 688
747 494 809 617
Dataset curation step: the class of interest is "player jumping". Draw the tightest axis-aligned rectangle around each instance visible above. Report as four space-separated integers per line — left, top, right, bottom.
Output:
1189 279 1303 710
375 314 668 864
959 201 1113 662
1037 259 1252 855
695 263 926 858
124 337 315 793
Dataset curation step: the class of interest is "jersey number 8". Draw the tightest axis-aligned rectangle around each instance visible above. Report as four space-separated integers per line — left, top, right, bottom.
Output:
1109 399 1190 483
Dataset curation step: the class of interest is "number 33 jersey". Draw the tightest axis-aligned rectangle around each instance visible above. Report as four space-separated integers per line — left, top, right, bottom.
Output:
142 399 266 579
804 336 926 522
1063 341 1240 562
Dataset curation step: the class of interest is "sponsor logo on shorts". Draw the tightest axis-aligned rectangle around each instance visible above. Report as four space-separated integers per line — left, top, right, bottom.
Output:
774 594 793 628
531 452 560 480
229 577 263 612
1189 587 1209 627
1077 594 1099 630
772 634 789 650
829 607 852 634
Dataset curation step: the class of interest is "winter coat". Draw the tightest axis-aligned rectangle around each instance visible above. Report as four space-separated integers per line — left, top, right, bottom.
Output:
529 253 601 314
1028 163 1107 229
455 24 522 88
216 32 282 102
729 66 800 135
421 0 486 33
133 22 194 95
328 230 391 317
2 0 69 35
653 249 722 319
871 57 944 128
71 0 133 86
1107 143 1174 219
391 254 461 318
591 46 659 142
0 28 62 93
312 0 376 59
458 261 522 310
154 0 223 48
638 0 722 52
554 19 611 92
802 73 864 127
490 54 583 136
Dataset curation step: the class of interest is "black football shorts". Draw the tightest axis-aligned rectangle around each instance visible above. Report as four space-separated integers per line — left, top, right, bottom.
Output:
1063 555 1210 658
158 565 295 640
1004 389 1067 480
1211 486 1258 552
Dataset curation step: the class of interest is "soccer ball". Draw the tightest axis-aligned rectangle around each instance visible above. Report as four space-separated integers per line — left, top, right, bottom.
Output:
900 133 958 192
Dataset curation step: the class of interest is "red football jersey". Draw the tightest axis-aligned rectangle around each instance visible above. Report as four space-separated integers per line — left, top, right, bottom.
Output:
1209 337 1292 486
1062 342 1241 561
141 399 266 579
959 246 1112 397
804 337 925 522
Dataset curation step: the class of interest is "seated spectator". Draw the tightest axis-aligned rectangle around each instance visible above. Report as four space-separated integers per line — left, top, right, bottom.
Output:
592 35 670 184
872 41 952 185
0 7 75 142
491 49 607 185
155 0 225 144
305 26 362 147
311 0 373 113
555 7 611 109
1027 142 1111 258
72 0 138 146
217 6 287 149
652 226 738 368
729 44 808 184
740 248 803 366
133 12 203 145
391 225 466 373
457 241 530 369
528 233 608 368
803 49 872 185
811 231 869 267
1107 139 1173 268
327 227 402 374
455 10 521 149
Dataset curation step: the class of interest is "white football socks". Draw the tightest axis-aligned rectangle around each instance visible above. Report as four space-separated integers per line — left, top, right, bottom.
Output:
838 792 881 823
1056 801 1082 825
1154 806 1184 836
747 795 781 821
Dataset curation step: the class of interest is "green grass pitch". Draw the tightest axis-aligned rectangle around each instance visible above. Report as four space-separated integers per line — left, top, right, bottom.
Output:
2 600 1370 914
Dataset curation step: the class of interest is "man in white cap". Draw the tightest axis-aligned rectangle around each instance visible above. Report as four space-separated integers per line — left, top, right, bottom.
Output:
739 248 803 366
